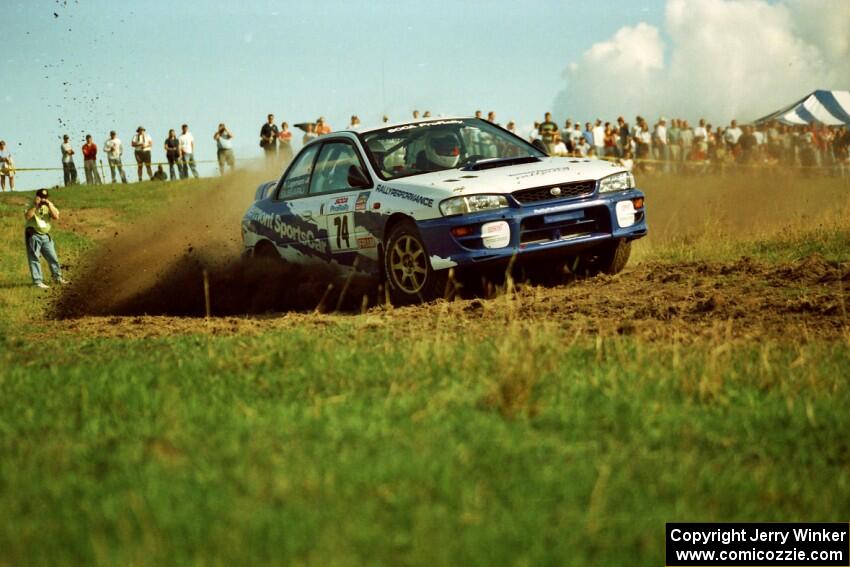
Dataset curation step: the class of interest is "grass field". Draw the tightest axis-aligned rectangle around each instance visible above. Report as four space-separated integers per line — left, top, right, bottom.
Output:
0 172 848 566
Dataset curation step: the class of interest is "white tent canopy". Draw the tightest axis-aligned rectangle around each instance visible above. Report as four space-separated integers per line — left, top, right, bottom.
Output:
754 90 850 126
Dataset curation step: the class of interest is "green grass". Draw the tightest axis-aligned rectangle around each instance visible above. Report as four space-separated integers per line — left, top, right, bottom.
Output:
0 176 849 566
2 326 848 566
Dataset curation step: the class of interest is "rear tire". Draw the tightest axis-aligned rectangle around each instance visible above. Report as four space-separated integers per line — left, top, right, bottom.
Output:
571 239 631 277
383 221 448 304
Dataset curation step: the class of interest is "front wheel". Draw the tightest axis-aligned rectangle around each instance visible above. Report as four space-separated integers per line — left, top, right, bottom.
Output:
383 221 448 304
571 239 632 277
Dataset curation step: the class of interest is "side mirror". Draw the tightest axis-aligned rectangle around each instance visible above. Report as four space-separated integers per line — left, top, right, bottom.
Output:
347 165 371 188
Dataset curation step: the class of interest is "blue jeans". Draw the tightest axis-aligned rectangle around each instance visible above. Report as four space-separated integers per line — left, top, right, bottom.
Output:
26 231 62 284
180 153 199 179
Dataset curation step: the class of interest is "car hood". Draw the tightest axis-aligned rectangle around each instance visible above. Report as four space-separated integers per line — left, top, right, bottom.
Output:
387 157 626 197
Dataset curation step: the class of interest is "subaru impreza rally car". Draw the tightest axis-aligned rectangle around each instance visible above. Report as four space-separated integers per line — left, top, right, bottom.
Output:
242 117 647 303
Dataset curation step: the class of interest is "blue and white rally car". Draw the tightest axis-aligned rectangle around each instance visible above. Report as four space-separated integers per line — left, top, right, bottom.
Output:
242 117 647 303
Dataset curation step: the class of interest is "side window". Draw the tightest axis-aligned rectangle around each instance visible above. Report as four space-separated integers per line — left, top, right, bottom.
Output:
309 142 365 195
277 144 320 199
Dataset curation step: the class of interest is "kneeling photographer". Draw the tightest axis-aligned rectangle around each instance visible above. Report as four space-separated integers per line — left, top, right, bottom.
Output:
24 189 67 289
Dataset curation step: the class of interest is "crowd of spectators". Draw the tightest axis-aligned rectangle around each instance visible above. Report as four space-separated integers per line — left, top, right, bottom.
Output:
49 122 237 187
3 109 849 191
524 113 850 174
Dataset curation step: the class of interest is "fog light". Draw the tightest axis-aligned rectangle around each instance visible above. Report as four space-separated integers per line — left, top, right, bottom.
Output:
632 197 644 209
615 200 636 228
451 226 473 237
481 221 510 248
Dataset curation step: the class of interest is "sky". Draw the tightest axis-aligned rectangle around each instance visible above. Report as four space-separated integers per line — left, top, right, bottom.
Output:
3 0 848 190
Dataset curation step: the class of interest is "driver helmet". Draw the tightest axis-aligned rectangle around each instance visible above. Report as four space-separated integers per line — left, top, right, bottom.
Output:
424 132 461 168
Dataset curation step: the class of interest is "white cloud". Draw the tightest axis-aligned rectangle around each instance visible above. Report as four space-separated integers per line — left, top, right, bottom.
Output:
554 0 850 124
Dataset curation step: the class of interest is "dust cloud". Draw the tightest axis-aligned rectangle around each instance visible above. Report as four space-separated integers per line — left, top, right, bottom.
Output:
53 163 374 318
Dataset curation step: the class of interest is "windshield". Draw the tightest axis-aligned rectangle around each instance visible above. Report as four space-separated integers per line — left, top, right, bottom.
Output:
359 118 545 181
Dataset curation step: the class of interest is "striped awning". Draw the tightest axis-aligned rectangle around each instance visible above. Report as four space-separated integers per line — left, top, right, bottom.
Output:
754 90 850 126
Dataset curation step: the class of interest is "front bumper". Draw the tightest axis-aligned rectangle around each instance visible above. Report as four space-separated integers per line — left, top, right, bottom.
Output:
417 189 647 270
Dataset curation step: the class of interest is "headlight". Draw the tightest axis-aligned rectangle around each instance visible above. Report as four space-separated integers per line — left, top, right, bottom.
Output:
598 172 636 193
439 194 508 216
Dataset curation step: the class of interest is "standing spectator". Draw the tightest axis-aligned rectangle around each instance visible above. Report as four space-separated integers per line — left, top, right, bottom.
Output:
178 124 199 179
799 126 817 169
260 114 278 160
591 119 605 157
506 121 517 135
164 129 180 180
539 112 558 137
754 125 768 164
739 126 758 164
81 134 102 185
0 140 15 191
60 134 77 186
486 111 497 125
474 110 483 120
691 120 708 161
668 119 682 164
538 113 558 153
766 121 782 161
24 189 66 289
681 119 694 163
278 122 293 163
315 117 332 135
349 115 361 128
412 110 420 120
103 131 127 184
382 115 389 123
303 123 318 145
561 119 573 143
713 126 727 161
724 120 743 150
569 123 583 150
423 111 432 118
528 121 540 143
635 119 651 162
653 117 669 169
131 127 153 181
603 123 618 157
617 117 630 156
583 122 594 149
780 125 795 165
703 123 715 162
214 123 235 175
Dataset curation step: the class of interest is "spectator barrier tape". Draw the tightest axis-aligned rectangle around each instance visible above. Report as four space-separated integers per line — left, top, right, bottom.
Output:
7 157 265 173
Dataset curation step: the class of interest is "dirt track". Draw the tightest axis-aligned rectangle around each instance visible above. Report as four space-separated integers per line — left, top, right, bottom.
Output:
49 172 849 341
49 253 849 342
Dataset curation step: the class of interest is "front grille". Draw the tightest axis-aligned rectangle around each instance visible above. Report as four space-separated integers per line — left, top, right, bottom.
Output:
512 180 596 204
519 206 610 245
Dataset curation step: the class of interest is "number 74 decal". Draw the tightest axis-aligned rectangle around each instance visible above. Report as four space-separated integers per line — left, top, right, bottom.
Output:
330 212 353 252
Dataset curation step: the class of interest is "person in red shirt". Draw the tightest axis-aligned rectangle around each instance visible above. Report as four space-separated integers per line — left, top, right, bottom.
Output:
315 116 332 135
81 134 102 185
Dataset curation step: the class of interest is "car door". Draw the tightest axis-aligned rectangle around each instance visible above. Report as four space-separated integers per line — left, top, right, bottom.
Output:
307 140 376 266
266 143 330 263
